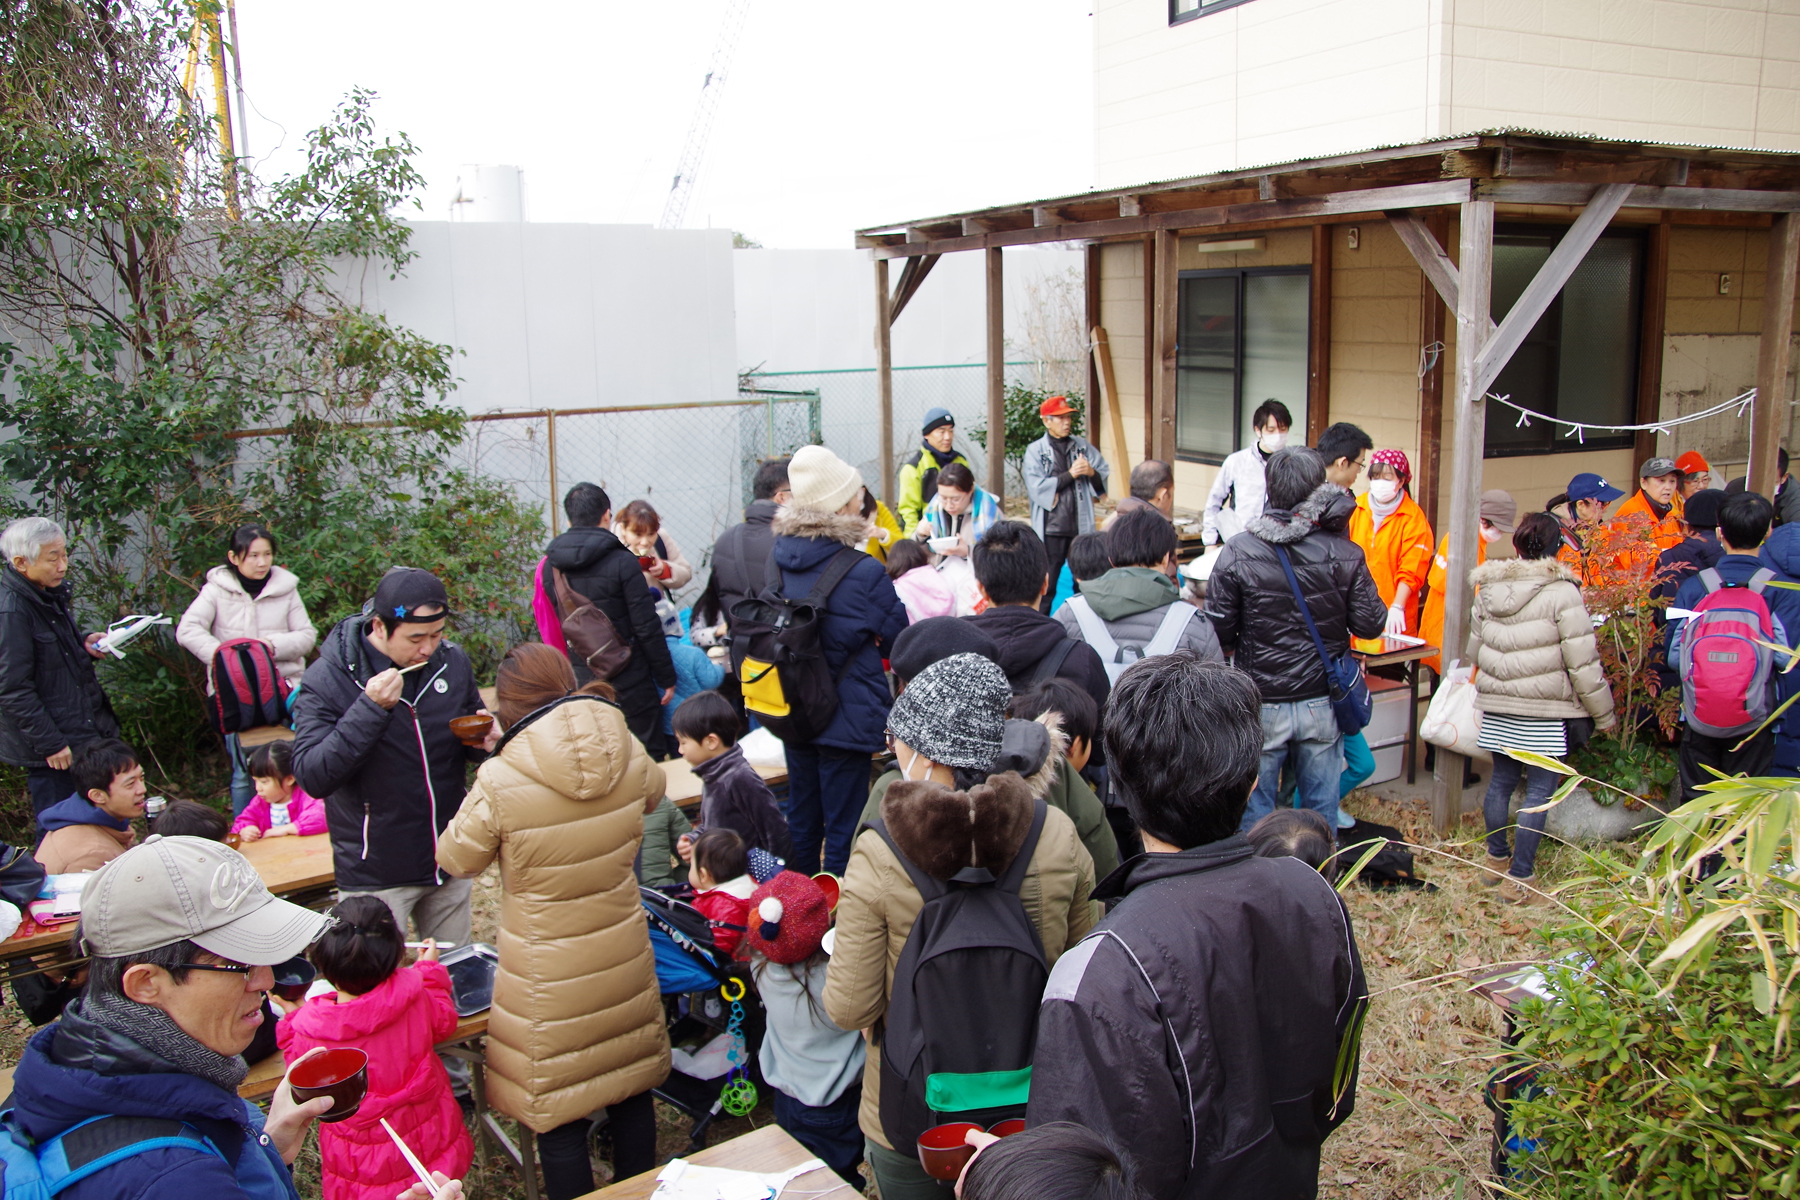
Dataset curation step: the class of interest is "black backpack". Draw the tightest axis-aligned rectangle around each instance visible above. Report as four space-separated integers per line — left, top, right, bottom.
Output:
1007 638 1077 697
872 800 1049 1149
729 548 864 745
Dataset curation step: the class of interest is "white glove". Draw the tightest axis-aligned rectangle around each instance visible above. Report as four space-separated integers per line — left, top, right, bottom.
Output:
1384 604 1408 636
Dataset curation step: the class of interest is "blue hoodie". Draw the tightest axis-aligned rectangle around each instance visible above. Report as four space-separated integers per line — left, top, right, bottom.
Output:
35 791 129 840
8 1000 299 1200
1762 525 1800 766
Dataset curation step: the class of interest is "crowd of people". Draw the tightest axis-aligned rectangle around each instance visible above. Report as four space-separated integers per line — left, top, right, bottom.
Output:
1 399 1797 1200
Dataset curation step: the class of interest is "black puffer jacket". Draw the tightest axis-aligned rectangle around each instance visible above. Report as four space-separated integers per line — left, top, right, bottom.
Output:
290 616 485 891
0 567 118 766
543 525 674 707
1028 836 1366 1200
708 500 780 630
1205 484 1387 703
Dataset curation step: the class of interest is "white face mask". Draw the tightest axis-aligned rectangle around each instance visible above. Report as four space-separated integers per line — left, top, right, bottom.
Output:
1480 524 1503 545
1369 479 1400 504
1258 429 1287 453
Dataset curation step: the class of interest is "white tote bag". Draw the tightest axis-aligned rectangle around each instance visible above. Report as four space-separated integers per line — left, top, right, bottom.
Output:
1420 661 1490 762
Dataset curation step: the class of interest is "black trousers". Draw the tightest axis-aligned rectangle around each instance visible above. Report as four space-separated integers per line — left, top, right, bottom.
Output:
1678 725 1775 803
1041 534 1074 613
539 1089 658 1200
27 765 77 816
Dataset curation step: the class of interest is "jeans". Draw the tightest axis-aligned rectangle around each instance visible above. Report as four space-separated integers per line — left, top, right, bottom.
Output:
1244 697 1343 832
226 733 255 816
539 1089 658 1200
773 1085 864 1190
1482 754 1560 878
866 1136 951 1199
26 766 77 816
785 742 872 876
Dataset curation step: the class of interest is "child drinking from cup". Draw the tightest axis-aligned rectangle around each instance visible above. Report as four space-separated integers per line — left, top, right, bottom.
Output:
231 740 327 841
276 896 473 1200
745 871 866 1191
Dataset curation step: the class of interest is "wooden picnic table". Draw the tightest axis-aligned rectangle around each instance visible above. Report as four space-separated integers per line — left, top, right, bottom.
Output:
0 832 337 978
1355 634 1440 785
237 1009 490 1101
583 1124 857 1200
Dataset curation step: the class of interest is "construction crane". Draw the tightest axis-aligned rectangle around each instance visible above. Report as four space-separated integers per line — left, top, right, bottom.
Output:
178 0 247 217
658 0 750 230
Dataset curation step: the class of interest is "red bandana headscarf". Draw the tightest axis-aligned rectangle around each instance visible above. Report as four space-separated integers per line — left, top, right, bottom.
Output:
1371 448 1412 492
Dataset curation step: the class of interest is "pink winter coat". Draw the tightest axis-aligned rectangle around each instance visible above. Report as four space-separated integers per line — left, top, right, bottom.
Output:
277 961 473 1200
230 784 328 837
892 565 957 623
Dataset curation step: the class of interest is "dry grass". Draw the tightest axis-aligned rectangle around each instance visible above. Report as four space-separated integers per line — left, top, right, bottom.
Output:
0 789 1594 1199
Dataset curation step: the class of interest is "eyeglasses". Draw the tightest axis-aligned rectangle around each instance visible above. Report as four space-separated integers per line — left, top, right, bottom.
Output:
184 960 254 976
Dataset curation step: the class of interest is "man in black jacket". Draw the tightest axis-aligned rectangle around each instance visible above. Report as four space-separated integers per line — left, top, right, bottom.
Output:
708 458 791 629
1028 654 1366 1200
0 518 120 815
1205 447 1386 832
291 568 496 946
541 482 676 758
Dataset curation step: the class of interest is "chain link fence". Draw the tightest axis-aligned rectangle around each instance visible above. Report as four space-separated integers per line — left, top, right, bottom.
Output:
448 393 821 601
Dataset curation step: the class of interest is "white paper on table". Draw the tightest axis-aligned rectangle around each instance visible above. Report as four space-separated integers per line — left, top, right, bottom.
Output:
650 1156 827 1200
738 727 787 770
1380 632 1427 647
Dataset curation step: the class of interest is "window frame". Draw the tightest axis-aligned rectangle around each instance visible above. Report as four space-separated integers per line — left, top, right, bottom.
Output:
1482 222 1644 460
1170 0 1260 24
1173 264 1311 467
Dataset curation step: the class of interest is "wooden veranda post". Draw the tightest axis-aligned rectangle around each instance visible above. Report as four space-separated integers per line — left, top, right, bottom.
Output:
986 247 1006 503
1750 212 1800 497
875 257 895 509
1152 229 1179 464
1430 200 1494 832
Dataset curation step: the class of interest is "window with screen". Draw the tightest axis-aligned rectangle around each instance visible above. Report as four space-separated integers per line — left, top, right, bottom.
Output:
1171 0 1259 22
1175 267 1310 464
1483 226 1642 458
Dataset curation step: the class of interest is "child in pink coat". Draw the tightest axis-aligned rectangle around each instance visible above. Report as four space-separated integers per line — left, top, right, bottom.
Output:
885 539 956 623
231 740 328 840
276 896 473 1200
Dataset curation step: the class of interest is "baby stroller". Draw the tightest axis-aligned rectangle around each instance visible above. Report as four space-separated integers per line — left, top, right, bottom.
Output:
641 887 767 1152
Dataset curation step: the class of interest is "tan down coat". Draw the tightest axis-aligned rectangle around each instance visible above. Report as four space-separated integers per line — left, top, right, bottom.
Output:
436 694 671 1133
823 769 1097 1151
1466 556 1616 727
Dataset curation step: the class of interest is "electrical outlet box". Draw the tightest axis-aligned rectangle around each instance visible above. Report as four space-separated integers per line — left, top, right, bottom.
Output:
1346 226 1361 251
1720 273 1732 295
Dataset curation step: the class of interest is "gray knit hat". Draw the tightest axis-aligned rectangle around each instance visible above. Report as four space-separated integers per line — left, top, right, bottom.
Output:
887 652 1011 770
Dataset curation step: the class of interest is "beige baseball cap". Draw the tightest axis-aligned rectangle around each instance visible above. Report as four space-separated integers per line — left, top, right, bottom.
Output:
79 835 331 964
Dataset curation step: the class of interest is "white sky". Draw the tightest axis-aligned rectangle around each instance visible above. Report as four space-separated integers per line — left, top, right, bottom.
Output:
232 0 1096 248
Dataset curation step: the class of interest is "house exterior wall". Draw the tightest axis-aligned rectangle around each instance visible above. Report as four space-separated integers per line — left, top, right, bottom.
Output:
1094 0 1800 189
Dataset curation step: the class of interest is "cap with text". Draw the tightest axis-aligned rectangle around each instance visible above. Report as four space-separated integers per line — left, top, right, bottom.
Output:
1567 473 1626 505
1038 395 1078 418
80 835 331 965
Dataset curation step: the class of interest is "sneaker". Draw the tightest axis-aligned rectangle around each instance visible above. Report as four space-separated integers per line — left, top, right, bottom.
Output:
1498 874 1546 905
1479 853 1512 886
1336 807 1357 830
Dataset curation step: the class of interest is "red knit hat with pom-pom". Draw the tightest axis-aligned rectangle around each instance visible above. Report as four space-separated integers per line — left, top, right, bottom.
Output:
744 871 830 965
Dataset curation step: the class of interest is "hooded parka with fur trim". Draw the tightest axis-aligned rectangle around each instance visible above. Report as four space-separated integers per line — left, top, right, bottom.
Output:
1466 557 1616 726
435 694 671 1133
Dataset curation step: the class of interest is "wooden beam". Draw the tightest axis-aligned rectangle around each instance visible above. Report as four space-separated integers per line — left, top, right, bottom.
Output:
1750 213 1800 496
1085 243 1103 439
887 253 940 324
1417 212 1450 531
1308 223 1332 445
1479 180 1800 212
876 257 895 509
1153 228 1179 464
1092 327 1129 488
1634 221 1671 467
1473 183 1635 397
862 180 1477 258
986 247 1006 503
1388 212 1462 312
1142 235 1156 462
1431 198 1495 833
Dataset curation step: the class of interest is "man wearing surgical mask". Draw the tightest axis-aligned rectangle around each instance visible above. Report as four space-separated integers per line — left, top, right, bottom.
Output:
1201 399 1292 546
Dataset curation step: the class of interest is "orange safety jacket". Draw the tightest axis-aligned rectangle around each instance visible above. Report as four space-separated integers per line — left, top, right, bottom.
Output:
1348 491 1435 635
1419 532 1488 675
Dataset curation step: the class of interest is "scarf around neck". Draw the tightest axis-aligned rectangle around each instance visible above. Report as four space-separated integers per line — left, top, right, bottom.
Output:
82 987 250 1093
229 562 271 598
1368 487 1404 533
923 442 960 469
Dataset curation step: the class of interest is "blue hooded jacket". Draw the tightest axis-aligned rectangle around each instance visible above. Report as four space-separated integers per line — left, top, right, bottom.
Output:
1762 526 1800 766
768 507 909 753
7 1000 299 1200
35 792 129 840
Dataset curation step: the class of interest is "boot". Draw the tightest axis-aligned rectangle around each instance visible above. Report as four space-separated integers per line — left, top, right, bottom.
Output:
1498 874 1546 905
1479 853 1512 887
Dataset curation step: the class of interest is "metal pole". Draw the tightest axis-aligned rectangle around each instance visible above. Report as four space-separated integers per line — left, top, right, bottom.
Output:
225 0 251 204
1430 199 1494 833
546 409 559 536
986 247 1005 503
876 256 895 509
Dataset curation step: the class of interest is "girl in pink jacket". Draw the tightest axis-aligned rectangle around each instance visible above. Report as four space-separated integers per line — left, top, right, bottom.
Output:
231 740 329 840
277 896 473 1200
885 539 956 623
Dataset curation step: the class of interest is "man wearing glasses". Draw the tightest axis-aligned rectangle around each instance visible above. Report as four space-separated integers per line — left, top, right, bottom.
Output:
6 835 360 1197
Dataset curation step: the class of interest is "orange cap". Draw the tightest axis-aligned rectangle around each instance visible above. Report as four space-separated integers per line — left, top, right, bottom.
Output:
1674 450 1711 476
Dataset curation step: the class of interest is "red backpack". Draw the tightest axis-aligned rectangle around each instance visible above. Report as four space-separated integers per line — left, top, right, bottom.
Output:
207 638 292 737
1677 568 1778 738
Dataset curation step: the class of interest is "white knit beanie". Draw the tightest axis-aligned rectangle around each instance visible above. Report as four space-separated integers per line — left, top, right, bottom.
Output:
787 445 864 514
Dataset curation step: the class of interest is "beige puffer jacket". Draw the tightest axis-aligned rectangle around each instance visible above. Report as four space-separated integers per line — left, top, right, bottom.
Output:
823 771 1097 1151
1467 557 1616 726
436 695 671 1133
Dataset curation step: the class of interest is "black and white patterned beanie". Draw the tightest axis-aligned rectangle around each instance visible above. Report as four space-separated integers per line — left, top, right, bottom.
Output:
887 652 1011 770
